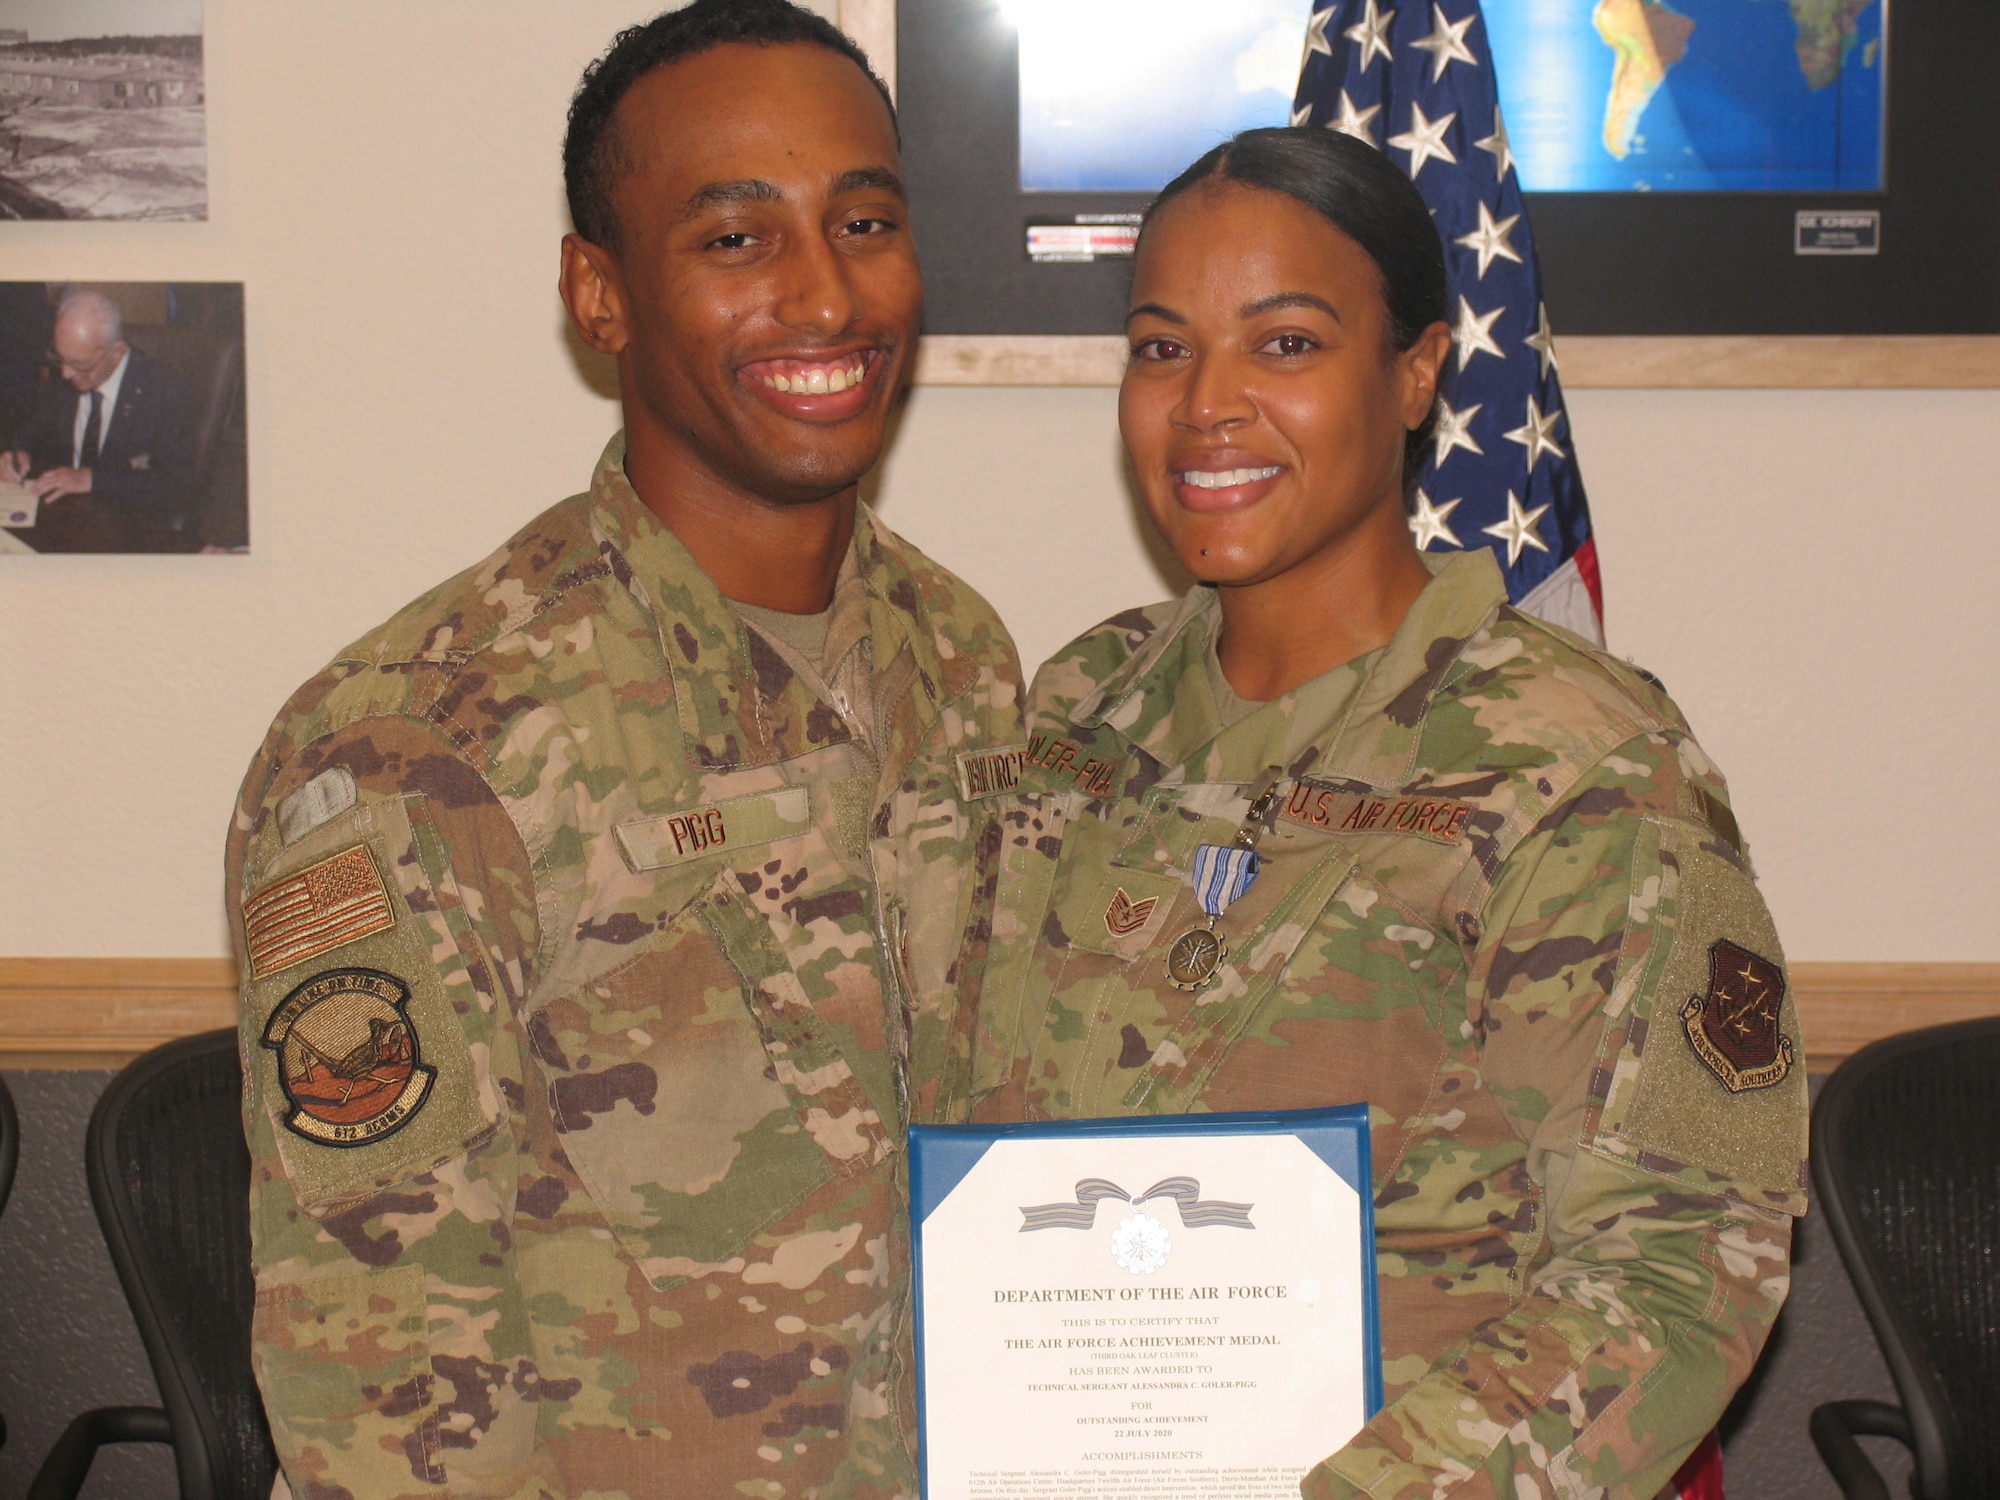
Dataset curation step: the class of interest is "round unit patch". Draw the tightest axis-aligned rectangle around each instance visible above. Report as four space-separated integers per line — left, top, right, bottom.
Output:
260 967 436 1147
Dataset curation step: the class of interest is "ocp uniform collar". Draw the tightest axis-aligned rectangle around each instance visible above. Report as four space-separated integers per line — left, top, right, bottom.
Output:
585 435 959 776
1070 549 1508 786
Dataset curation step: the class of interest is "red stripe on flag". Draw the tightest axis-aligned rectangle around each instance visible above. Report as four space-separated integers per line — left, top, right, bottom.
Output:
1573 537 1604 623
1667 1429 1723 1500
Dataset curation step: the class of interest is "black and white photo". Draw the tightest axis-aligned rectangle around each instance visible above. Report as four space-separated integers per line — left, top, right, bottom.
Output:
0 0 204 221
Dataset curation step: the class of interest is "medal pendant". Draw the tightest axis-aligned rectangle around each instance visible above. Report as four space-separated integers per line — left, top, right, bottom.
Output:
1165 923 1227 991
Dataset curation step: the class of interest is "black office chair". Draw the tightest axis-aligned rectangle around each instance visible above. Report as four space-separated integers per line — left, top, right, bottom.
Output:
1809 1016 2000 1500
0 1069 18 1217
28 1029 278 1500
1 1070 18 1452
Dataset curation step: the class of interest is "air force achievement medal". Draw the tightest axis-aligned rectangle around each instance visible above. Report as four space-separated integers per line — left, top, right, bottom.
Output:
261 967 436 1146
1166 780 1279 991
1167 924 1227 990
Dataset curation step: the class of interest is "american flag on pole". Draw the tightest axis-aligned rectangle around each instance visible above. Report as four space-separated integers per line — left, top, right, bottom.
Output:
1292 0 1604 644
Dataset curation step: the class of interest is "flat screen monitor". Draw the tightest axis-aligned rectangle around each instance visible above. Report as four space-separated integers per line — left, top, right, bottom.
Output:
902 0 1997 335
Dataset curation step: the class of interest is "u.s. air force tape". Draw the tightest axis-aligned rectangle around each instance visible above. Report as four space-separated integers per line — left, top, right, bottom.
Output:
614 786 812 871
1278 782 1474 845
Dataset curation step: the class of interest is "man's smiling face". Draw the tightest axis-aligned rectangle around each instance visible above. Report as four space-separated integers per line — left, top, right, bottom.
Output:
588 40 920 508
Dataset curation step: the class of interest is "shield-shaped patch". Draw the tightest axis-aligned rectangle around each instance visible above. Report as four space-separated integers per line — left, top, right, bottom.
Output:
1682 939 1794 1093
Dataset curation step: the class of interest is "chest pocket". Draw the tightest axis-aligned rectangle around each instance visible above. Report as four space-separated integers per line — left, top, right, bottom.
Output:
528 818 892 1289
1035 784 1362 1117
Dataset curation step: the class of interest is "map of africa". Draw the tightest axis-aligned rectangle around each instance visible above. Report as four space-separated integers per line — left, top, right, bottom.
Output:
1486 0 1883 190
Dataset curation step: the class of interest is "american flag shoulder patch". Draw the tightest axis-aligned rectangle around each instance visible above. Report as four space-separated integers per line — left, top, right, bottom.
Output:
243 845 396 979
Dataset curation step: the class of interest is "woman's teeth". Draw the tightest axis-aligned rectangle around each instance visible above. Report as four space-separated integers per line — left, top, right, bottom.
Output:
1178 466 1281 489
763 358 868 395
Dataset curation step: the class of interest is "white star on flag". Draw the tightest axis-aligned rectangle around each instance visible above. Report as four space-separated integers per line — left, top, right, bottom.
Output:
1452 295 1505 369
1410 3 1478 82
1408 489 1463 550
1453 201 1523 278
1482 490 1551 566
1430 398 1484 466
1388 101 1458 179
1303 5 1336 60
1524 303 1558 377
1288 0 1604 645
1504 396 1567 469
1292 102 1314 125
1473 106 1515 180
1327 90 1383 145
1343 0 1397 70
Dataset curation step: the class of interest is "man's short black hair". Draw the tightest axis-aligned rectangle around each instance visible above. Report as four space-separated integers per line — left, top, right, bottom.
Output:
564 0 896 252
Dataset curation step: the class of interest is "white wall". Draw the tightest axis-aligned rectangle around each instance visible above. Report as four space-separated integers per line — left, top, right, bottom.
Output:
1 2 1994 963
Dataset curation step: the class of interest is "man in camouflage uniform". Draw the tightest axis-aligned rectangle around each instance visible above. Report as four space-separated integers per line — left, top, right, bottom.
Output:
969 548 1806 1498
227 5 1020 1496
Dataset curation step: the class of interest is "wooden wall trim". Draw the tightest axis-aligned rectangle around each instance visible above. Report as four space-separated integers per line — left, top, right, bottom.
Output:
1 957 237 1069
911 335 2000 390
3 956 1996 1071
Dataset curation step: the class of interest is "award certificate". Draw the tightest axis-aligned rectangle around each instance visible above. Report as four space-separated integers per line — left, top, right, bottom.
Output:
910 1108 1379 1500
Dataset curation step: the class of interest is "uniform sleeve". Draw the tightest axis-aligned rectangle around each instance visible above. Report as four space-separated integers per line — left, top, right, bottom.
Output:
1307 733 1807 1500
227 708 554 1500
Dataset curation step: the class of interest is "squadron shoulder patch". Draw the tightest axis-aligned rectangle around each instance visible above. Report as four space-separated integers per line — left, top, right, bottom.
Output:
1683 939 1794 1093
243 845 394 978
261 967 436 1146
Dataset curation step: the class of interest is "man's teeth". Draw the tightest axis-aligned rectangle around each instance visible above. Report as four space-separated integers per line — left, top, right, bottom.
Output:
1179 466 1281 489
763 358 868 395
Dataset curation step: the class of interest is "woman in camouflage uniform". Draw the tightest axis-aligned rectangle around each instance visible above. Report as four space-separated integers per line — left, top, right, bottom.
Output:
965 130 1806 1499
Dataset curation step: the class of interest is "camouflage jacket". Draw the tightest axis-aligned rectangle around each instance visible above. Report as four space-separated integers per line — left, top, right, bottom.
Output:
969 551 1806 1499
226 439 1022 1500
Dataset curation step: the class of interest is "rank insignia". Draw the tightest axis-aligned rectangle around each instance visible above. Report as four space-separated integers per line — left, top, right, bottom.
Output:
261 967 436 1146
1104 888 1159 938
1683 939 1793 1093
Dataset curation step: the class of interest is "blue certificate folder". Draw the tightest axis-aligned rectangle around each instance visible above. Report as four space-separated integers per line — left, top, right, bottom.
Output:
909 1107 1381 1495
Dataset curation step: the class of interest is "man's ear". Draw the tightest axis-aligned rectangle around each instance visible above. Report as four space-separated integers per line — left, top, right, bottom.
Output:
560 234 630 356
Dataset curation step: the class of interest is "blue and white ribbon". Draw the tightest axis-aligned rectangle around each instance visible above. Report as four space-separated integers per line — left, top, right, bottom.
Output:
1189 843 1260 919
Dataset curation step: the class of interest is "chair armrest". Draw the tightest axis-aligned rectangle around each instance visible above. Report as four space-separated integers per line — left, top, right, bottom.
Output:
26 1405 172 1500
1810 1400 1913 1500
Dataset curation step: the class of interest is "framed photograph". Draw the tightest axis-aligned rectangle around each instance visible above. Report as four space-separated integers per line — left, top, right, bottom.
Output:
898 0 2000 338
1 281 246 555
0 0 205 221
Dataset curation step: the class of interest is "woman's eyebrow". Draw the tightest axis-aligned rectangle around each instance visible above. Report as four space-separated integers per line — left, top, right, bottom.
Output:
1125 302 1188 326
1240 291 1341 321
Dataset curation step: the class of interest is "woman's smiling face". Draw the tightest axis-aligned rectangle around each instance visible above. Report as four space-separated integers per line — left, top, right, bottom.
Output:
1119 180 1447 592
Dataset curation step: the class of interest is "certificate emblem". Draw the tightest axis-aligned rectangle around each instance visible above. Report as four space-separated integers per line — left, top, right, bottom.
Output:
1109 1209 1172 1274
